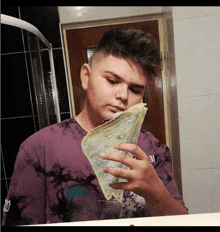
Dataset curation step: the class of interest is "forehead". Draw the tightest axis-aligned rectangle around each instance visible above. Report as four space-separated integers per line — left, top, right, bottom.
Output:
92 55 147 87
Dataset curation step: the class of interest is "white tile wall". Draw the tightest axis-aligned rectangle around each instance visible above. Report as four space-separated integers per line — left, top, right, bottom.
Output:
174 14 220 98
98 7 139 20
172 6 220 19
182 168 220 214
179 94 220 171
58 7 100 24
138 7 163 15
173 7 220 214
58 6 162 24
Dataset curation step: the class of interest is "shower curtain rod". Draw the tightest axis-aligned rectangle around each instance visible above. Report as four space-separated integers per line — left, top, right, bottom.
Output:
1 14 51 48
1 13 61 123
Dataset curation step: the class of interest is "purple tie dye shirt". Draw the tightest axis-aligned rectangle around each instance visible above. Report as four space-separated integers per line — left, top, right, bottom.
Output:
2 118 187 225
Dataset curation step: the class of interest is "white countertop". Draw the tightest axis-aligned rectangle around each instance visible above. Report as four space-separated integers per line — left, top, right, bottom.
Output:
31 212 220 226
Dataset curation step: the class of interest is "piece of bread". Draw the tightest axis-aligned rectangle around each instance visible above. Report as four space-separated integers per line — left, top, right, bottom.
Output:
81 103 147 203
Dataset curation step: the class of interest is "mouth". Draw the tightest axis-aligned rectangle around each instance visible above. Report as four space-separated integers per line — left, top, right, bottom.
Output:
110 105 125 112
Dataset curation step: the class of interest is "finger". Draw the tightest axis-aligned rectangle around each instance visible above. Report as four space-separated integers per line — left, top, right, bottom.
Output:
109 182 131 190
114 143 148 161
99 152 135 168
103 167 131 179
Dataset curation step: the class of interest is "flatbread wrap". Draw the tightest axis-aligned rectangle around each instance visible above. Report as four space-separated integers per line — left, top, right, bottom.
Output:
81 103 147 203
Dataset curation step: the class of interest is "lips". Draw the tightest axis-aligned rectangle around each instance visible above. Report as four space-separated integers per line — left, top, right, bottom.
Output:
110 106 125 112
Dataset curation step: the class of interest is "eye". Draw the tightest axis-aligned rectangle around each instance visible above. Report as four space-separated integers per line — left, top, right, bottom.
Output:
106 78 118 85
129 87 141 94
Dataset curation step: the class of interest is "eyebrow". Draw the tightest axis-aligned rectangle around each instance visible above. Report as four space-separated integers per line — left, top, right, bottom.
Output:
104 71 146 90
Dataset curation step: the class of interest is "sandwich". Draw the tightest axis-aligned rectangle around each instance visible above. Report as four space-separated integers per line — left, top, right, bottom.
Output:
81 103 147 203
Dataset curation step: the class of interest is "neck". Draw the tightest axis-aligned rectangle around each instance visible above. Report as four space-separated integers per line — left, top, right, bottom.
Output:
75 103 103 133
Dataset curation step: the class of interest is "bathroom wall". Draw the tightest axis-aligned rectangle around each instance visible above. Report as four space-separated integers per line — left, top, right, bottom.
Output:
1 6 70 215
172 7 220 214
58 6 162 24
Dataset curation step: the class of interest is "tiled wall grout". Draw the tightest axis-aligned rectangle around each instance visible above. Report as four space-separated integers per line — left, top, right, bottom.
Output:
1 51 28 56
1 47 63 56
1 115 37 120
1 113 69 120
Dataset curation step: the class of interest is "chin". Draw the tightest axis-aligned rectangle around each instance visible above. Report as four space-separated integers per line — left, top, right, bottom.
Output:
101 112 114 122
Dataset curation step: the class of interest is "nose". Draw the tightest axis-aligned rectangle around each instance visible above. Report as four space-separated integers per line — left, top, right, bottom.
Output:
115 84 128 102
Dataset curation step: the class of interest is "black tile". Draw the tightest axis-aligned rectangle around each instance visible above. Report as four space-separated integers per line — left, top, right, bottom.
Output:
1 6 19 18
1 117 36 178
53 49 70 113
19 6 61 48
1 24 24 54
49 115 58 126
1 180 7 202
1 152 6 180
34 115 40 132
1 53 33 118
61 113 71 121
22 29 31 53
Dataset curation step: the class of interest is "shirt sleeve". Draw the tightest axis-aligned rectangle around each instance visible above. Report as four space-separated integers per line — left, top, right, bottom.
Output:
2 138 46 225
150 134 188 210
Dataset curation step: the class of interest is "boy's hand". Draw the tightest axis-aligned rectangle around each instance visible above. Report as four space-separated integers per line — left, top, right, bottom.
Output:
99 143 166 201
99 143 189 216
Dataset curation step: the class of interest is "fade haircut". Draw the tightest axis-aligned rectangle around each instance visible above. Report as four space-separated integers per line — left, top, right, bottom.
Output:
91 28 162 79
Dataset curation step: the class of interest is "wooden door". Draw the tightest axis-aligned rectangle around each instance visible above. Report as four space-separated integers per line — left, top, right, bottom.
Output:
66 20 166 144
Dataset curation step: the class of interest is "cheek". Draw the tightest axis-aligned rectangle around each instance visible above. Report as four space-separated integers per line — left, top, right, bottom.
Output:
92 79 112 98
87 79 110 105
128 95 143 108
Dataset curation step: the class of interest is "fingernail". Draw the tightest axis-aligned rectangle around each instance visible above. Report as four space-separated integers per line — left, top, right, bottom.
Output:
114 144 119 149
99 153 105 158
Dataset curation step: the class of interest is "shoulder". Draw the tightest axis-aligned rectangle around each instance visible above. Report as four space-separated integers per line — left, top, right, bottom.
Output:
138 129 163 145
20 119 75 152
139 129 169 150
138 129 159 150
138 129 171 161
138 129 154 141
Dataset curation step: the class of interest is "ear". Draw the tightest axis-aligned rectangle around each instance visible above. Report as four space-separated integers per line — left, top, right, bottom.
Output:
80 63 91 91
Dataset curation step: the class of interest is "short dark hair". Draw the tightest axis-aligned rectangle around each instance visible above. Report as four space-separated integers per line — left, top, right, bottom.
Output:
92 28 162 79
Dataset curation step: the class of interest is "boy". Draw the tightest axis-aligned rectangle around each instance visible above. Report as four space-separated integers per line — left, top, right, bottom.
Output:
2 28 188 225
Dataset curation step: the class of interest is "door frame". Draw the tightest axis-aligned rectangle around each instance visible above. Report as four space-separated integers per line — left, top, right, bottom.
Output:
60 14 171 150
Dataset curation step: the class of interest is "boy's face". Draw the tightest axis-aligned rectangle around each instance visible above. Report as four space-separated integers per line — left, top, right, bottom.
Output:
81 55 147 122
